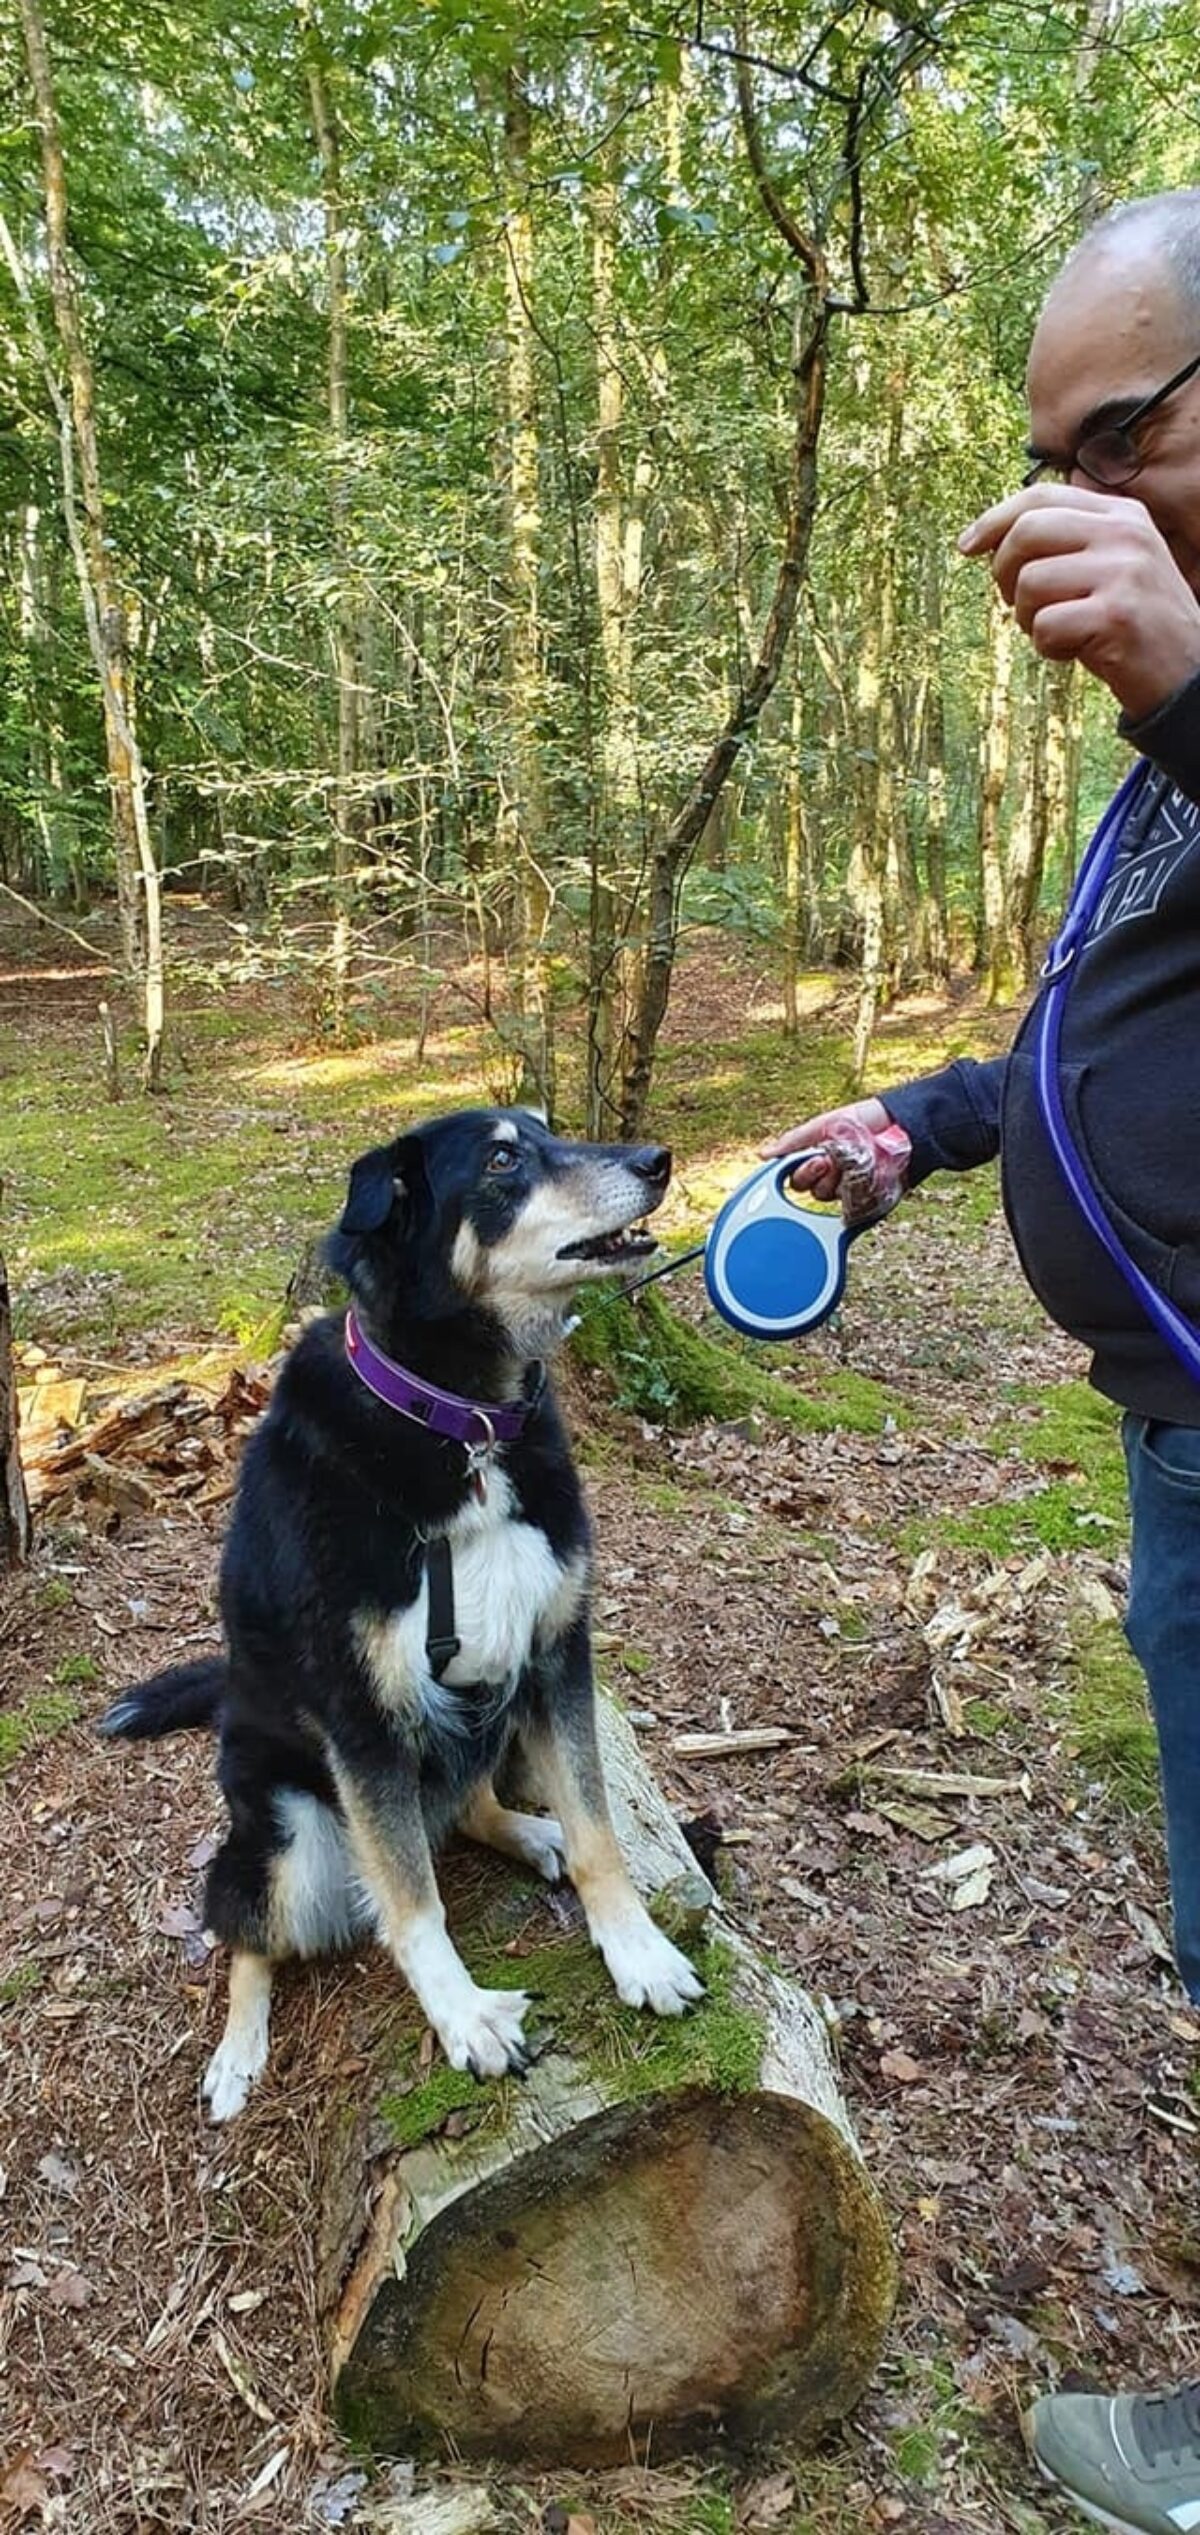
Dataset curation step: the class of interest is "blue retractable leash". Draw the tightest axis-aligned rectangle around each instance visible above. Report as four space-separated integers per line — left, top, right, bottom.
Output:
619 1151 888 1341
1036 757 1200 1391
703 1156 878 1339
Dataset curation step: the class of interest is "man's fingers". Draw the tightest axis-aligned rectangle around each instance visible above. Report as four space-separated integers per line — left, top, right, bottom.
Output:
1021 596 1109 663
760 1121 832 1157
1007 551 1097 632
959 481 1123 557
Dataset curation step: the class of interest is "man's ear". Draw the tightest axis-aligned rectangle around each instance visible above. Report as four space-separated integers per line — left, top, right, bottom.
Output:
338 1142 405 1236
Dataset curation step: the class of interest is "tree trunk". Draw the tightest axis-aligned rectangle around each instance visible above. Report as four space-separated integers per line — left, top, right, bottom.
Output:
977 583 1016 997
14 0 164 1088
616 57 832 1137
848 598 886 1084
0 1248 32 1572
918 549 951 989
321 1699 894 2466
300 3 360 1043
493 64 555 1116
585 129 659 1136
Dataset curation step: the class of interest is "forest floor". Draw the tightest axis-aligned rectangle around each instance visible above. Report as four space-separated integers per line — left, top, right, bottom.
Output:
2 902 1199 2535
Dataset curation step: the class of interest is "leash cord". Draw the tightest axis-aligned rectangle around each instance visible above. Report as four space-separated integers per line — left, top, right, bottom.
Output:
571 1239 707 1335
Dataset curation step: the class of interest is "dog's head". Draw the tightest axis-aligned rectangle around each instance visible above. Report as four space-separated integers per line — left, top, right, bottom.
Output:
327 1109 671 1357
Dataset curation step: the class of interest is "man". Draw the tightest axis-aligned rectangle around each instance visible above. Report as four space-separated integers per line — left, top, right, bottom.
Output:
768 193 1200 2535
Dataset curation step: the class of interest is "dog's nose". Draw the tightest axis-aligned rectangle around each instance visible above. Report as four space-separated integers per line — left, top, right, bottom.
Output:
630 1146 671 1188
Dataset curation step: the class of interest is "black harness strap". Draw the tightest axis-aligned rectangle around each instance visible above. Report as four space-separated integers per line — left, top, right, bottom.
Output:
424 1536 460 1681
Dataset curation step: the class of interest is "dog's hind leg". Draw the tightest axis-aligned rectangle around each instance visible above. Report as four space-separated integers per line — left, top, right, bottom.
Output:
202 1951 273 2123
457 1780 565 1883
526 1620 704 2016
332 1760 532 2080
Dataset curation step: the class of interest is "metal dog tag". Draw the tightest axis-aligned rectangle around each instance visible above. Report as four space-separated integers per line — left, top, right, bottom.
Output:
704 1154 865 1342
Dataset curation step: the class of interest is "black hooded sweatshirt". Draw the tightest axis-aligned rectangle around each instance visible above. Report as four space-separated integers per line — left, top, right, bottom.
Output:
881 669 1200 1424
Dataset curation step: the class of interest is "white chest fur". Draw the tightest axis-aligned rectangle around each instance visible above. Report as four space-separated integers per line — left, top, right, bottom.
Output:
357 1470 588 1722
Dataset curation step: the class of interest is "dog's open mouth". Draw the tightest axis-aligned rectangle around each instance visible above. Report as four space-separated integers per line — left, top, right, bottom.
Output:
556 1223 658 1266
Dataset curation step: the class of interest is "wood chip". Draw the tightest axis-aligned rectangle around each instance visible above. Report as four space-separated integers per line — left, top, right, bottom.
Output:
671 1728 793 1758
211 2327 276 2423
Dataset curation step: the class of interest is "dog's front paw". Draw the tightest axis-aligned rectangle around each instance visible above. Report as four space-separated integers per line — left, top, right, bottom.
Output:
437 1985 531 2080
203 2032 268 2123
597 1914 704 2016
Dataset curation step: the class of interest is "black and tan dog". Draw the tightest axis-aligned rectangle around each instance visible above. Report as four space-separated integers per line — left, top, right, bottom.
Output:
101 1110 702 2120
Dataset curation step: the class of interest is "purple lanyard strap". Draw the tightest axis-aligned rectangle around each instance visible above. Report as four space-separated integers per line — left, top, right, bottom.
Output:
1035 757 1200 1390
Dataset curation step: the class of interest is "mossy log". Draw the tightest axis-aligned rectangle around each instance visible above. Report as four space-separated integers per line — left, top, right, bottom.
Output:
318 1699 895 2468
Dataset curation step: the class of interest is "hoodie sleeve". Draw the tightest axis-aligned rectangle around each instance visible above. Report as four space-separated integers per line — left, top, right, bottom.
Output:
1119 665 1200 805
877 1056 1008 1188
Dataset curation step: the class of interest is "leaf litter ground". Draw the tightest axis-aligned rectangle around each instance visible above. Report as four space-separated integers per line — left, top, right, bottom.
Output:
2 917 1198 2535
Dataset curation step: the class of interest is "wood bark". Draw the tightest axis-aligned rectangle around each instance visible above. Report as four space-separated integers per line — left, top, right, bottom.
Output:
585 130 659 1136
977 583 1016 996
1 1246 32 1572
13 0 164 1088
493 64 555 1116
917 546 950 988
300 3 360 1041
320 1700 894 2466
616 52 831 1137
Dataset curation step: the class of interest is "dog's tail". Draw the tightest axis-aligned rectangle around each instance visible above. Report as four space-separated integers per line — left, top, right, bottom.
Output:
98 1657 227 1742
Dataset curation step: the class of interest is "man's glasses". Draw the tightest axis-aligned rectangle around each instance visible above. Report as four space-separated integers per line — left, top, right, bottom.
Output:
1022 348 1200 490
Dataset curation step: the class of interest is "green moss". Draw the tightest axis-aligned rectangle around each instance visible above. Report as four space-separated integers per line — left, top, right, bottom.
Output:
0 1960 44 2006
994 1379 1127 1520
0 1690 80 1775
962 1698 1006 1741
904 1477 1120 1559
894 2425 941 2486
380 2064 504 2152
53 1652 101 1687
379 1931 764 2156
572 1285 901 1436
39 1579 73 1615
1068 1619 1160 1815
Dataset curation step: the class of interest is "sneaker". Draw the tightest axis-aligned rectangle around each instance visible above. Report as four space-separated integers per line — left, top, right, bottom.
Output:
1026 2384 1200 2532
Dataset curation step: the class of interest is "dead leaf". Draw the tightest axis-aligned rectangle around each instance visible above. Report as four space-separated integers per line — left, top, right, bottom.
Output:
0 2453 49 2518
36 2150 79 2196
739 2472 797 2527
46 2267 92 2308
950 1856 994 1911
1125 1899 1174 1968
920 1842 994 1886
156 1900 201 1939
874 1798 951 1843
879 2048 923 2085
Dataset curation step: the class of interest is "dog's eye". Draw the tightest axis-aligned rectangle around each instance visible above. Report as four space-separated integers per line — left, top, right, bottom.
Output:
484 1146 519 1175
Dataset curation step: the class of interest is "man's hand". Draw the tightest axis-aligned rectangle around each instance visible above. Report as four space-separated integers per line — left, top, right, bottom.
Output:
958 484 1200 724
761 1101 910 1225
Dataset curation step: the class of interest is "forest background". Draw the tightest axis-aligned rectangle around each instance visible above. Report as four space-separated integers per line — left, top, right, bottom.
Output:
6 8 1200 2533
3 0 1199 1128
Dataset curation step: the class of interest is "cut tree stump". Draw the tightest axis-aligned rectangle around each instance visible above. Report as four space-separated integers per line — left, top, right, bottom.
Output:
0 1245 32 1569
319 1699 894 2467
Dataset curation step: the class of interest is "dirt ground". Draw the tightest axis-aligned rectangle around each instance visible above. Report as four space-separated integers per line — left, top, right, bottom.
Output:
2 922 1198 2535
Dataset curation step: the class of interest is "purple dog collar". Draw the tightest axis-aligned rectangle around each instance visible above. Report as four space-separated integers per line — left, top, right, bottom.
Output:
344 1309 532 1449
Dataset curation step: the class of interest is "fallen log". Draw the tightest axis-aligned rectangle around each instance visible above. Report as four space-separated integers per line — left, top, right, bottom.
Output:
318 1699 894 2468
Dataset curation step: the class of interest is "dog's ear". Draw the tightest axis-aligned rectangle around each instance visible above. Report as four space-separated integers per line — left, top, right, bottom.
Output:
338 1143 405 1236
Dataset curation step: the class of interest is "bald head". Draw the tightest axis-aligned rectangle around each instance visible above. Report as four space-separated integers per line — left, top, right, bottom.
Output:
1059 191 1200 319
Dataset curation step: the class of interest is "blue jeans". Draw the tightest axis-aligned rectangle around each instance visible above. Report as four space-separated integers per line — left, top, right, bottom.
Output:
1122 1414 1200 2004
